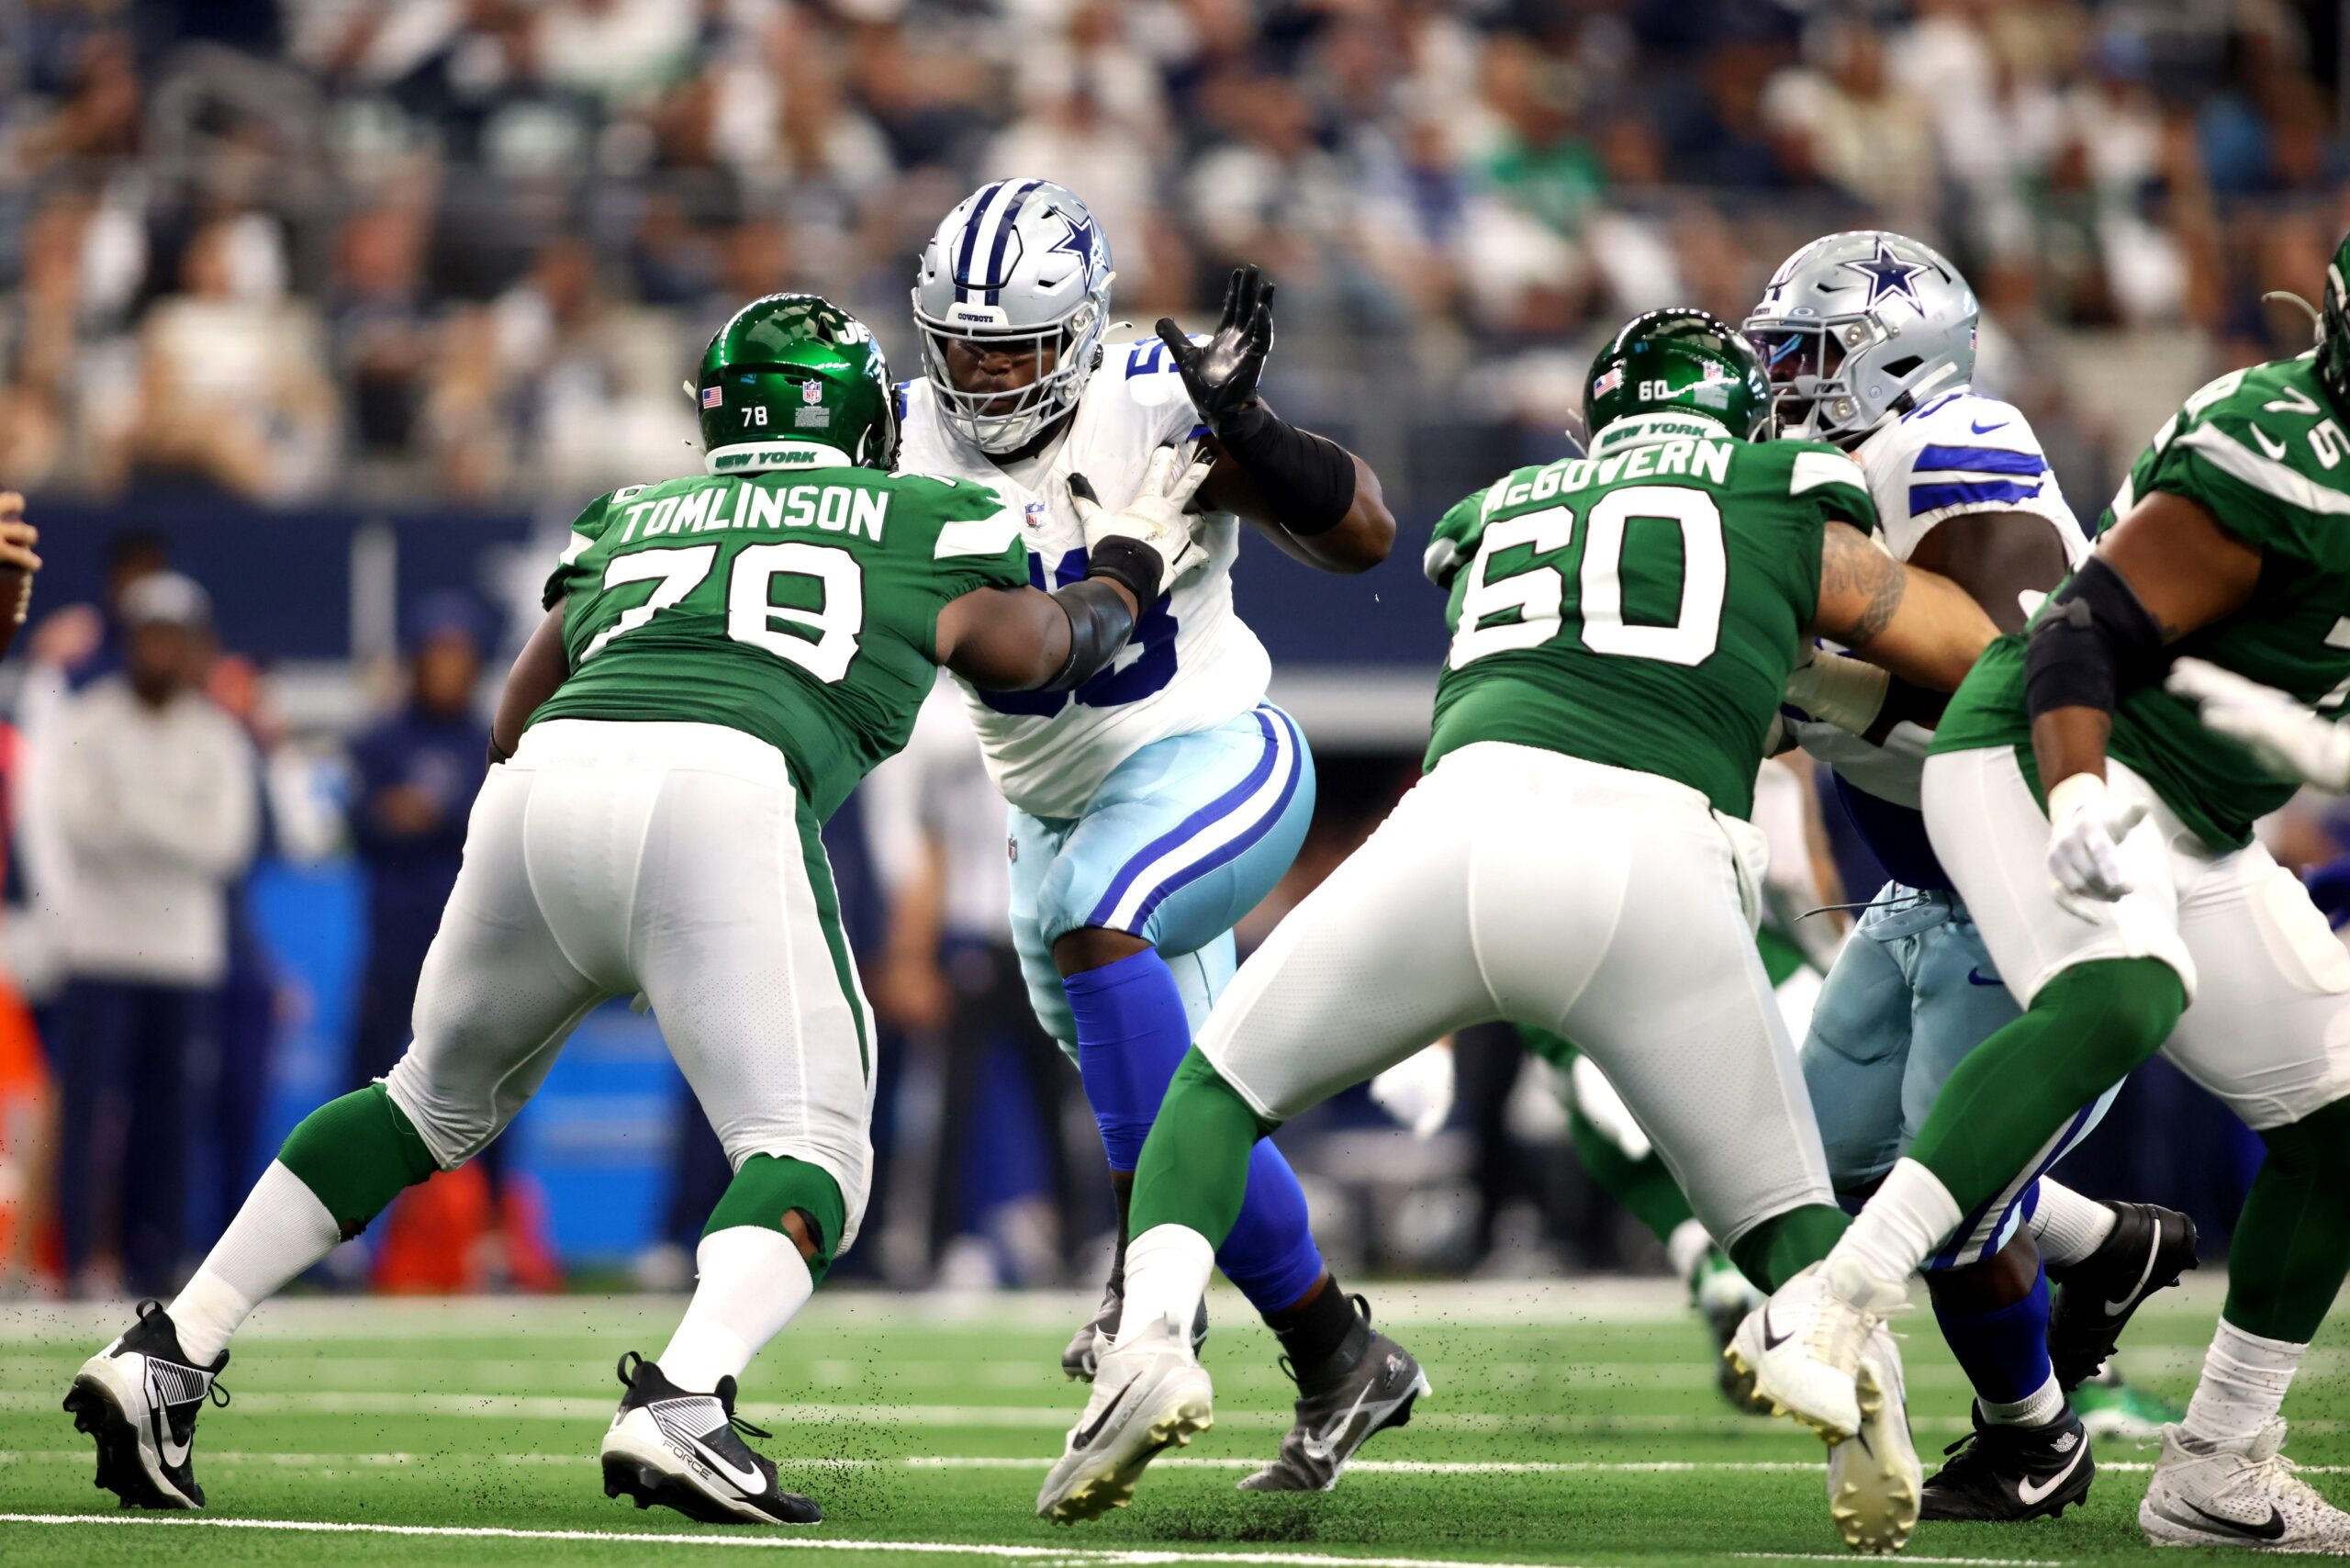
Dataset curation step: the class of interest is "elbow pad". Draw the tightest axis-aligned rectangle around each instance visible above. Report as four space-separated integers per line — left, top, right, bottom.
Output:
1215 403 1357 535
2024 556 2165 722
1043 578 1137 691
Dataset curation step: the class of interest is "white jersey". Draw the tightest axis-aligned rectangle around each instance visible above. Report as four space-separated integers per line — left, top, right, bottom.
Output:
1796 387 2088 810
899 341 1272 819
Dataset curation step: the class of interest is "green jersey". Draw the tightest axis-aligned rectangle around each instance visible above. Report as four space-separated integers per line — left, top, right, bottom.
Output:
1425 415 1877 819
1933 354 2350 851
532 464 1028 820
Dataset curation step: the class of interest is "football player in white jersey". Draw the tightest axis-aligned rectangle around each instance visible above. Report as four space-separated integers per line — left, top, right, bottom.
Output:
899 179 1420 1491
1746 232 2197 1519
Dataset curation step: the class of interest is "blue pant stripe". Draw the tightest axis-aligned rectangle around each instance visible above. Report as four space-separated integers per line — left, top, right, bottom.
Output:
1125 708 1307 933
1084 707 1284 929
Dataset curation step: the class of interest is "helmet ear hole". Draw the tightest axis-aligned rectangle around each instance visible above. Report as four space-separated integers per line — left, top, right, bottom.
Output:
1881 355 1922 378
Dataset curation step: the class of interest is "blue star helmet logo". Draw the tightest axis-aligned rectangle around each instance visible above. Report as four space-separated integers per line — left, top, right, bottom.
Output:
1048 211 1098 280
1841 238 1930 309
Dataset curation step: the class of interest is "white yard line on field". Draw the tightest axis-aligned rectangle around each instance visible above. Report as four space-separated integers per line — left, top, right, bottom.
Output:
0 1511 2024 1568
0 1388 2022 1435
0 1450 2298 1476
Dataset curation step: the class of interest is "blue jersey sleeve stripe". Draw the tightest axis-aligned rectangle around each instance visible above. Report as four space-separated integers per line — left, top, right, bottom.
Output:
1914 444 2046 476
1910 478 2044 511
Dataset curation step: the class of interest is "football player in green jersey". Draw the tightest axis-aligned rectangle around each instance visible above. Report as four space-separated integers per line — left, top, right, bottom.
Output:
61 294 1218 1529
1753 239 2350 1551
1034 309 2002 1548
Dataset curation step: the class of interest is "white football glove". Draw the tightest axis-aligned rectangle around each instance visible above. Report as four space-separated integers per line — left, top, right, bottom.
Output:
1068 442 1218 593
1369 1044 1454 1140
2045 771 2149 910
2166 656 2350 792
1782 644 1890 735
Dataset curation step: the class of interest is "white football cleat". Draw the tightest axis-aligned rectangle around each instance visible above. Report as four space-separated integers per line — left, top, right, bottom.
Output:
2140 1418 2350 1552
1036 1311 1214 1523
1728 1256 1908 1443
1827 1332 1922 1554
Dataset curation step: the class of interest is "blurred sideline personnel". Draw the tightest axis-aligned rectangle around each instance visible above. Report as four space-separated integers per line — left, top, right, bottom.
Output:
344 597 556 1291
64 293 1225 1527
902 180 1418 1489
1755 233 2350 1551
864 678 1082 1282
1039 311 1999 1549
1750 230 2191 1518
0 490 45 1292
47 574 257 1294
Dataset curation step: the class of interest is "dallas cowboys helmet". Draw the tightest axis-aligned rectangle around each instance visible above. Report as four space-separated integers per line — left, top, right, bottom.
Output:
1743 231 1977 448
912 179 1114 454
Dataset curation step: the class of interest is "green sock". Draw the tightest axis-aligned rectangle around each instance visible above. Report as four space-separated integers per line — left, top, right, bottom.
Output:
1908 958 2183 1218
276 1084 440 1239
1127 1047 1273 1249
1568 1100 1697 1249
2225 1096 2350 1343
705 1154 847 1283
1729 1203 1851 1293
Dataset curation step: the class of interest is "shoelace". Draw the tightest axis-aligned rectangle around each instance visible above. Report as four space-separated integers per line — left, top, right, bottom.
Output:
2250 1449 2329 1510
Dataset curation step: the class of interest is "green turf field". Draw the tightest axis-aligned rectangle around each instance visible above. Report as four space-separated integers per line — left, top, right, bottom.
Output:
2 1277 2344 1567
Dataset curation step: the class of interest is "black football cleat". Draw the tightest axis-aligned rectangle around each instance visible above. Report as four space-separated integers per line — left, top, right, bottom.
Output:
599 1353 821 1525
2046 1201 2198 1392
62 1300 229 1509
1920 1406 2095 1522
1240 1296 1430 1491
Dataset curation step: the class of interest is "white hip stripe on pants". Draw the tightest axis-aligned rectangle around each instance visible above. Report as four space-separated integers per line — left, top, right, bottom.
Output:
1921 745 2350 1133
1199 741 1835 1250
381 720 878 1249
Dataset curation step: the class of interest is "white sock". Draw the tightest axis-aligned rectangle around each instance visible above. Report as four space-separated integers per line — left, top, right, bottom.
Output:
657 1226 817 1394
1666 1218 1714 1289
1116 1224 1214 1351
2029 1181 2117 1268
1979 1372 2066 1429
1833 1158 1963 1283
169 1161 343 1365
2182 1318 2305 1447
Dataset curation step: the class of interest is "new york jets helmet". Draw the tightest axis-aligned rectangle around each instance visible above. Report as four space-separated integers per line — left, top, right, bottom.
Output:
693 293 898 475
1743 230 1977 447
1584 308 1773 442
912 178 1114 454
2319 230 2350 415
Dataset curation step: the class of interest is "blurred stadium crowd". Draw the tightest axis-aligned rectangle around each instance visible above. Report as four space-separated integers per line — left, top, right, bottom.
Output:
0 0 2344 1298
2 0 2344 510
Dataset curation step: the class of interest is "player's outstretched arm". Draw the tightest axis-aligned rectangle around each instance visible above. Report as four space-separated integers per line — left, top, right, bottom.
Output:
936 579 1140 691
490 603 570 763
1158 265 1395 574
1809 519 1999 695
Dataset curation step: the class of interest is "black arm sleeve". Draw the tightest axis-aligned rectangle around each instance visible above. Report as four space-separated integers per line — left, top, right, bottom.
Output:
1041 578 1138 691
1214 402 1357 535
2023 555 2168 722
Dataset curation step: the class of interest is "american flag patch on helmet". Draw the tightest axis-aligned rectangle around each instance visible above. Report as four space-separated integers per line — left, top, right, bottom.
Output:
701 386 722 409
1592 366 1625 397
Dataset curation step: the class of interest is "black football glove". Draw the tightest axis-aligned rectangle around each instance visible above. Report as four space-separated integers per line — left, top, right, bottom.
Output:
1155 265 1275 438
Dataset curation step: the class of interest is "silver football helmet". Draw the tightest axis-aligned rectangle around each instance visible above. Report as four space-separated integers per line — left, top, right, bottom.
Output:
1743 230 1978 448
912 179 1114 454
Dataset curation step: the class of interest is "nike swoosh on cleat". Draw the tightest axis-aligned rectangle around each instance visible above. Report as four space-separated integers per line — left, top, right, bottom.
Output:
2015 1439 2088 1506
146 1369 192 1471
1965 969 2003 987
2104 1223 2165 1318
1971 418 2009 434
681 1432 765 1495
1303 1383 1381 1464
1072 1383 1133 1450
2184 1500 2288 1541
1762 1306 1792 1351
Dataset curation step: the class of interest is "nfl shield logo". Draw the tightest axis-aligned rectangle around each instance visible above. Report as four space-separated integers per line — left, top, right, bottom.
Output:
701 386 722 409
1024 500 1047 530
802 378 823 406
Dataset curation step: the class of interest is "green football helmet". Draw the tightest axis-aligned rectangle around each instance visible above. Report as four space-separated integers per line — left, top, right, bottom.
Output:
694 293 899 474
2319 230 2350 415
1583 308 1772 443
